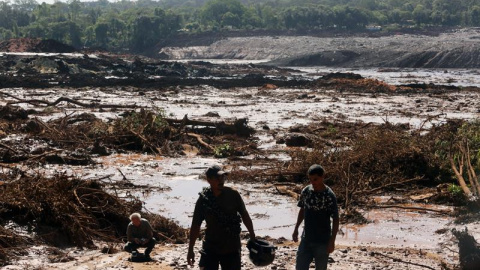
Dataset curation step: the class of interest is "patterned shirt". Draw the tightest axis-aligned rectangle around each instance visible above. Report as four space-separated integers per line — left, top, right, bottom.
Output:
298 184 339 244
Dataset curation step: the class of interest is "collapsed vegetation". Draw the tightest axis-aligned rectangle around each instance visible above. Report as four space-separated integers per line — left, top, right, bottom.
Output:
0 52 305 89
230 118 480 224
0 99 257 166
0 97 261 265
0 170 187 266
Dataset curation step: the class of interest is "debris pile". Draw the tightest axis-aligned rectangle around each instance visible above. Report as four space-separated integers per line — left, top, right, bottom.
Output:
0 225 31 266
0 172 137 247
0 52 307 89
0 103 256 164
230 120 467 220
0 170 187 266
313 72 396 92
288 123 444 206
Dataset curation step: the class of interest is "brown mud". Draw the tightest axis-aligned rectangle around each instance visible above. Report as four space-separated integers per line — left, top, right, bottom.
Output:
158 28 480 69
1 38 480 269
0 38 76 53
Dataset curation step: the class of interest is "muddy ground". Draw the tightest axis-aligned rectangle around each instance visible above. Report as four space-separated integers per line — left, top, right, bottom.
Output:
159 28 480 68
1 39 480 269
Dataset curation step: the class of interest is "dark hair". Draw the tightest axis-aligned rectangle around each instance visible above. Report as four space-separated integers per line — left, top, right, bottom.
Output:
307 164 324 176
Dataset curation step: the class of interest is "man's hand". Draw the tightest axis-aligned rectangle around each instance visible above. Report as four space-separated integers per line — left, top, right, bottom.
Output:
292 228 299 242
327 238 335 253
134 238 141 244
187 248 195 267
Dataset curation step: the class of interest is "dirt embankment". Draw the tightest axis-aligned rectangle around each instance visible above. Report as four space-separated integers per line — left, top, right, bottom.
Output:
0 38 76 53
158 28 480 68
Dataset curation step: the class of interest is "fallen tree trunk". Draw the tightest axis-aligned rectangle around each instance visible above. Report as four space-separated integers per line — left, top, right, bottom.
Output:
1 92 140 109
166 116 254 137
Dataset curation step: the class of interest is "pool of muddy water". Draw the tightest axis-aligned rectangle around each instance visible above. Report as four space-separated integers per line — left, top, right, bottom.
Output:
142 177 453 249
141 174 453 249
91 154 454 253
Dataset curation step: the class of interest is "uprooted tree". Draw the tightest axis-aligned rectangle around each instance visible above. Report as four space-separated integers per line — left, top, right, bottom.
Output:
288 123 441 210
448 120 480 200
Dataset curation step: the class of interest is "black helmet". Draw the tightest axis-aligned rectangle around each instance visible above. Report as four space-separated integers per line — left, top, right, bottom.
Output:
247 239 277 267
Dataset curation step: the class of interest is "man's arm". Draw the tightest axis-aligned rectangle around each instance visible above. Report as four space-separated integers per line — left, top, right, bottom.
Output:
241 211 255 240
144 220 154 243
188 197 204 266
328 217 339 253
126 224 134 243
187 223 201 266
292 207 305 242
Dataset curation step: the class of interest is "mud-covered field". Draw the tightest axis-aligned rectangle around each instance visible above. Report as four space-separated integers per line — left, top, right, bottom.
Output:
1 36 480 269
159 28 480 68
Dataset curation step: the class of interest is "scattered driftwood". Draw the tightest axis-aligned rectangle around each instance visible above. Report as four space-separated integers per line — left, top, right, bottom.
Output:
0 225 31 266
275 185 299 199
0 142 18 154
166 116 254 137
370 251 437 270
1 92 140 109
187 133 214 150
362 177 424 195
370 205 451 215
0 105 258 163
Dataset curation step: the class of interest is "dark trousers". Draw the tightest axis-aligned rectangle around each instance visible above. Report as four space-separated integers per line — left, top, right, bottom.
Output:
199 249 241 270
124 239 156 256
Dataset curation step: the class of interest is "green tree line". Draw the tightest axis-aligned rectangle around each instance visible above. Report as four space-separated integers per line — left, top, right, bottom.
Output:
1 0 480 52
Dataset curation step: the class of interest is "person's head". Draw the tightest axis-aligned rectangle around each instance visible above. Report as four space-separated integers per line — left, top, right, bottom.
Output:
307 164 325 190
129 213 142 227
205 165 227 192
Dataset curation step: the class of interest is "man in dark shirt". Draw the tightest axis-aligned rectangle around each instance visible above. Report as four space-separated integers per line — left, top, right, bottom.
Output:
292 164 339 270
187 165 256 270
124 213 155 261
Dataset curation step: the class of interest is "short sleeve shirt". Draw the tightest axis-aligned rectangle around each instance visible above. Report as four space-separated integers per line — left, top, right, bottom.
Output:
298 184 339 244
192 186 247 254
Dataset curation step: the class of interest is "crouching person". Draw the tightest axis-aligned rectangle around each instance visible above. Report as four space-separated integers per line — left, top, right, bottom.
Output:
124 213 156 261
